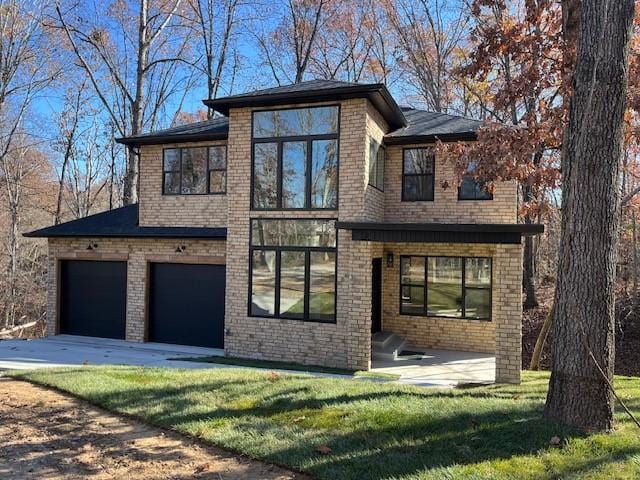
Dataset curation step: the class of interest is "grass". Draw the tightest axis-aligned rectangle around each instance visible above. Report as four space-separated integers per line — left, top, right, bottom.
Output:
170 355 401 380
10 367 640 480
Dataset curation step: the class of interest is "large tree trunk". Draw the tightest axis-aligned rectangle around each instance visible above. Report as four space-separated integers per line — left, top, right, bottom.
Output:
544 0 635 431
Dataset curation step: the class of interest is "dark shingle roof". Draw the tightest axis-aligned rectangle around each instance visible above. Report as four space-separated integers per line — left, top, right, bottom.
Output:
384 107 482 144
204 79 407 129
23 204 227 239
116 116 229 146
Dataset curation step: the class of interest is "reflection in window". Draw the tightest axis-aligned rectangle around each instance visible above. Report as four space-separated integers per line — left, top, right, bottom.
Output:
250 219 336 322
162 146 226 195
311 139 337 208
252 106 339 210
368 138 385 190
251 250 276 316
458 161 493 200
282 142 307 208
402 148 434 201
253 143 278 208
400 255 492 320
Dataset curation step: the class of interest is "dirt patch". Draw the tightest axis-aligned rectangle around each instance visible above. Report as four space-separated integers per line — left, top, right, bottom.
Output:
0 378 307 480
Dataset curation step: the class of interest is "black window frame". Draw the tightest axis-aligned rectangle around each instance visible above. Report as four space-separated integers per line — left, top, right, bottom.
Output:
401 147 435 202
250 105 340 211
458 176 493 201
399 255 492 320
248 218 338 323
368 137 385 191
162 145 227 195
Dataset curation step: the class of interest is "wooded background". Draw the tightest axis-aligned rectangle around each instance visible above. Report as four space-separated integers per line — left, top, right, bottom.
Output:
0 0 639 376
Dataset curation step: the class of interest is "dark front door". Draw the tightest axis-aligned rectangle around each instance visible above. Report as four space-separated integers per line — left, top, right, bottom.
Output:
371 258 382 333
60 260 127 339
148 263 226 348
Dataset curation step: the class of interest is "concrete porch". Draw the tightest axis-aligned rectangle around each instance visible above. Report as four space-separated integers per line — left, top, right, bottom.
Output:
371 347 496 387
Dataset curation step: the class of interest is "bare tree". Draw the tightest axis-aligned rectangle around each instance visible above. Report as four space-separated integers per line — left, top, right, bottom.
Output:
544 0 635 431
383 0 468 112
53 0 190 205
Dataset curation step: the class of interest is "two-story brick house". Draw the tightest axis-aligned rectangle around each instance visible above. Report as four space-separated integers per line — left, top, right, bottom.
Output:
26 80 542 383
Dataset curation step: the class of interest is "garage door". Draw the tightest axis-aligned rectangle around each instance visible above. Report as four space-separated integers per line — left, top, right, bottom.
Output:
60 260 127 339
148 263 225 348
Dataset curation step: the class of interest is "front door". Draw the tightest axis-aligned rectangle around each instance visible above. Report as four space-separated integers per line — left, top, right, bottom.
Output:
371 258 382 333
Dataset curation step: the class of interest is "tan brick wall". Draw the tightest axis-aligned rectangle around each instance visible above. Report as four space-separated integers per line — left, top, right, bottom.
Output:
47 237 226 341
381 241 523 383
383 143 518 223
223 99 376 371
139 140 228 227
362 101 388 222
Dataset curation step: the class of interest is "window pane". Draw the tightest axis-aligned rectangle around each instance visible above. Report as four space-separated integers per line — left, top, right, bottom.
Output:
427 257 463 317
181 148 207 194
376 145 385 190
253 143 278 208
404 149 434 174
403 175 433 201
401 256 424 285
209 146 226 169
368 139 378 188
209 170 226 193
309 252 335 321
163 149 180 171
279 251 306 318
465 258 492 287
401 285 424 314
251 219 336 247
163 172 180 194
465 288 491 319
253 106 339 138
311 139 338 208
282 141 307 208
251 250 276 316
459 175 492 200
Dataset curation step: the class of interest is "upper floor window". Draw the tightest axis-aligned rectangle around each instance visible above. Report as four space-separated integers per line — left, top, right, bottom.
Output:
250 219 336 322
252 106 339 210
368 138 385 191
458 160 493 200
163 146 226 195
402 148 434 201
400 255 492 320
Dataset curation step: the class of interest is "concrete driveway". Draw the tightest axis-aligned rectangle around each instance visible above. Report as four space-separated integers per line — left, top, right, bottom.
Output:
0 335 223 370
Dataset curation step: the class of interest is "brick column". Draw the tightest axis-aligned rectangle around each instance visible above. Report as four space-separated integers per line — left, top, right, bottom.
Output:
494 243 524 383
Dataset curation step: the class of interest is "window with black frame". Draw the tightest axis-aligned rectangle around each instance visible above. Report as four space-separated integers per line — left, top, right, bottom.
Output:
250 219 336 322
163 146 226 195
400 255 492 320
368 138 385 190
402 148 435 201
458 160 493 200
252 106 339 210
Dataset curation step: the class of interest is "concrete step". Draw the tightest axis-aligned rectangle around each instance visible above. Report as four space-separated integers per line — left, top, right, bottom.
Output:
372 333 407 361
372 331 395 349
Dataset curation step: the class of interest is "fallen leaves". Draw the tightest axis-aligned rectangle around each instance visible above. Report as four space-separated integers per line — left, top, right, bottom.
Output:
315 444 332 455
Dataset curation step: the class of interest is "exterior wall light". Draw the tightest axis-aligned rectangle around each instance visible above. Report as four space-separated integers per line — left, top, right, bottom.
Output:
386 252 394 268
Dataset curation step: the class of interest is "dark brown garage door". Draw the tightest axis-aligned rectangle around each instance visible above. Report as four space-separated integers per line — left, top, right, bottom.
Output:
148 263 225 348
60 260 127 339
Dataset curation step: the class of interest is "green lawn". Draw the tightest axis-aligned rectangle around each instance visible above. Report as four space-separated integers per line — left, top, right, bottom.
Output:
10 368 640 480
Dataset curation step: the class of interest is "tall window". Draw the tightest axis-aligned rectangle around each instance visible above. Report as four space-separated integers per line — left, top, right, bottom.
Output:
252 106 339 210
250 219 336 322
368 138 385 191
458 160 493 200
163 146 226 195
400 256 492 320
402 148 435 201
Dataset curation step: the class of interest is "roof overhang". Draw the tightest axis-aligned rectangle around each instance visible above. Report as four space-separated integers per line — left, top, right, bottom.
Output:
203 84 407 130
23 227 227 240
384 132 477 145
115 131 228 147
336 222 544 244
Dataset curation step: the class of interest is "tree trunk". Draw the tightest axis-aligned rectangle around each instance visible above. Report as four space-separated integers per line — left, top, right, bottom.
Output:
544 0 635 431
530 304 554 371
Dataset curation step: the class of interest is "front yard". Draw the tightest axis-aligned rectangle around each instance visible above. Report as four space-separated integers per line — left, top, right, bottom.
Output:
11 367 640 479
